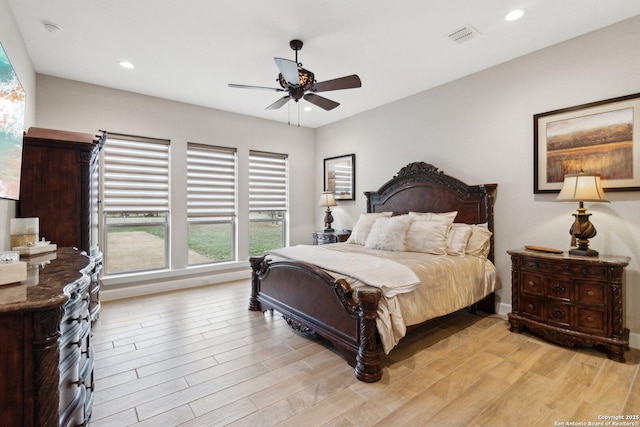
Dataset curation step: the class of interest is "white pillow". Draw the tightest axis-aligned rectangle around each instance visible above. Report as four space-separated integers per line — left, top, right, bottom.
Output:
465 223 493 257
409 211 457 224
446 225 473 256
346 212 393 245
405 217 451 255
364 215 412 251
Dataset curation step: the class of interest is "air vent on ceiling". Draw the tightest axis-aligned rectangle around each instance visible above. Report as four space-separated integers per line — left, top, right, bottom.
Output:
447 24 480 44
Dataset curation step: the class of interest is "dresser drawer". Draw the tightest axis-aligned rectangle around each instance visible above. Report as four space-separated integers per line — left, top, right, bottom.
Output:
520 296 543 320
576 281 605 306
577 307 606 335
545 277 572 301
545 302 571 328
521 272 543 296
568 264 608 279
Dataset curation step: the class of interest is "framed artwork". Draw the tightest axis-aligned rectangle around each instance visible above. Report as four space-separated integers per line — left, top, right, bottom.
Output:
534 92 640 193
0 42 26 200
324 154 355 200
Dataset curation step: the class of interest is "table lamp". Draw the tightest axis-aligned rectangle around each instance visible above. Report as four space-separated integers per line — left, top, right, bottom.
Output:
318 191 337 232
556 172 609 256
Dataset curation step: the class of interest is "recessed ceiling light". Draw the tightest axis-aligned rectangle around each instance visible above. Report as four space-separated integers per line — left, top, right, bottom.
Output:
303 106 312 112
119 61 135 69
505 9 526 21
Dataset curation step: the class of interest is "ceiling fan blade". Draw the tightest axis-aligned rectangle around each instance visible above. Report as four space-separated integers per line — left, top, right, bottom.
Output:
303 93 340 111
311 74 361 93
274 57 299 86
265 96 291 110
228 83 285 92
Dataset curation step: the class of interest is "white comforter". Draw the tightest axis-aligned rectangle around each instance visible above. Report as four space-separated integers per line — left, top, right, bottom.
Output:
266 243 497 354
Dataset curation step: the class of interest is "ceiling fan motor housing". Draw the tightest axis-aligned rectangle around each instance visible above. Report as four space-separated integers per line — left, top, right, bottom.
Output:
277 68 315 91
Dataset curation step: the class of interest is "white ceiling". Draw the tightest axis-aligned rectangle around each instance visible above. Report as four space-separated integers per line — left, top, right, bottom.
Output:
7 1 640 128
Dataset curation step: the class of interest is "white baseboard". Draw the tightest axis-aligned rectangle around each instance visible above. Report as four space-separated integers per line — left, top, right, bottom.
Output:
496 302 638 350
100 269 251 301
496 302 511 317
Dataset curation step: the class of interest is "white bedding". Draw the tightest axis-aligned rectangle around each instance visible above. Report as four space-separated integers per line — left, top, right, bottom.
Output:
266 243 497 354
267 245 420 297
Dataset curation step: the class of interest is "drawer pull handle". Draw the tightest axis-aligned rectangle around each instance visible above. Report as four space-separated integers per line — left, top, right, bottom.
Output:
71 376 84 387
552 308 565 319
74 316 89 323
528 281 535 287
586 290 595 297
72 340 82 347
552 284 565 295
586 316 594 322
527 303 534 310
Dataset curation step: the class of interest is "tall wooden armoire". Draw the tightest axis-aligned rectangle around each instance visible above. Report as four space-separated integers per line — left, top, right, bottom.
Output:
18 127 106 321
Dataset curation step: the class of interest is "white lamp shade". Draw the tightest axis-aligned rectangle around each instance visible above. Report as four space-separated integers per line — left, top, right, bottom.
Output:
318 191 337 207
556 173 609 203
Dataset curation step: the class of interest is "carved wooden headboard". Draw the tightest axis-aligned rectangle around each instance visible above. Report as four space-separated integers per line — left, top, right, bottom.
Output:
365 162 497 261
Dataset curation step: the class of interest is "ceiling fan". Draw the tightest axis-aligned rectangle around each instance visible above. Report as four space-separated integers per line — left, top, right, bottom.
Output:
228 39 361 111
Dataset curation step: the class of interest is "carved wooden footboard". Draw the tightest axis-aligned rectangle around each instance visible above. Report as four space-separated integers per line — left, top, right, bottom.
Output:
248 162 497 382
249 256 383 382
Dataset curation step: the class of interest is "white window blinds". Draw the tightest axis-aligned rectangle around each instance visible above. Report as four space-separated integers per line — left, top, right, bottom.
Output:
249 151 288 212
103 135 170 212
187 143 236 218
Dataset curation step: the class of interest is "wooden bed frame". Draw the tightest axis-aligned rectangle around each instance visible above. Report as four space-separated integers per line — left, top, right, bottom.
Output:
249 162 497 382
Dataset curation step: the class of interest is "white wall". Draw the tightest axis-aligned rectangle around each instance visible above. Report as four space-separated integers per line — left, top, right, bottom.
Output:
315 16 640 343
0 0 36 251
35 75 316 296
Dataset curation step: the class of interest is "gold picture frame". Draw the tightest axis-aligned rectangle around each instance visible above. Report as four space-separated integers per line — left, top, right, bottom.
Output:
534 93 640 193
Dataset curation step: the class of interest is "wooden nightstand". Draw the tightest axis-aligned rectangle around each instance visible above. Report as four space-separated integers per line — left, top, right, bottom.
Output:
507 248 630 362
312 230 351 245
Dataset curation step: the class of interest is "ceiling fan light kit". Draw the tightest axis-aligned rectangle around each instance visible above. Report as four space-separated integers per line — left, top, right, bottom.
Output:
229 39 361 113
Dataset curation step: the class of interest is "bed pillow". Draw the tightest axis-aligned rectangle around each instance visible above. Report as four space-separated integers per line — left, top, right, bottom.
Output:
346 212 393 245
409 211 457 224
364 214 412 251
446 225 473 256
404 216 451 255
465 223 493 257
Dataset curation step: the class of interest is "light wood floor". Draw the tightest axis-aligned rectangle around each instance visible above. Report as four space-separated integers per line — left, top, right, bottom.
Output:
89 280 640 426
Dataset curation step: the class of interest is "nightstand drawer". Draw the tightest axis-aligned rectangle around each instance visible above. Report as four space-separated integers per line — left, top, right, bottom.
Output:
520 296 543 320
545 303 571 328
313 231 351 245
521 272 543 296
316 234 339 244
568 264 608 279
577 307 606 335
545 277 572 301
576 281 605 306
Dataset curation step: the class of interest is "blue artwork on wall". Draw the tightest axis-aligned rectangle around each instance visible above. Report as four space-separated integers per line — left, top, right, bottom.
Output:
0 42 26 200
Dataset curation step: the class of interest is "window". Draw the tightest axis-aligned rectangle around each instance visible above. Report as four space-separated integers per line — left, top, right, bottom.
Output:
249 150 288 256
187 143 236 265
101 134 170 275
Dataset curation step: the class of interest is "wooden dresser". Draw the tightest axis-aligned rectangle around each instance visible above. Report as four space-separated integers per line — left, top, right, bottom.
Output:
0 248 95 426
19 127 106 324
507 248 630 362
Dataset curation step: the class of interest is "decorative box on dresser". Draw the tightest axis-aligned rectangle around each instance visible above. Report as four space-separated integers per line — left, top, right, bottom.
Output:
0 248 94 426
312 230 351 245
507 248 630 362
18 127 106 324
